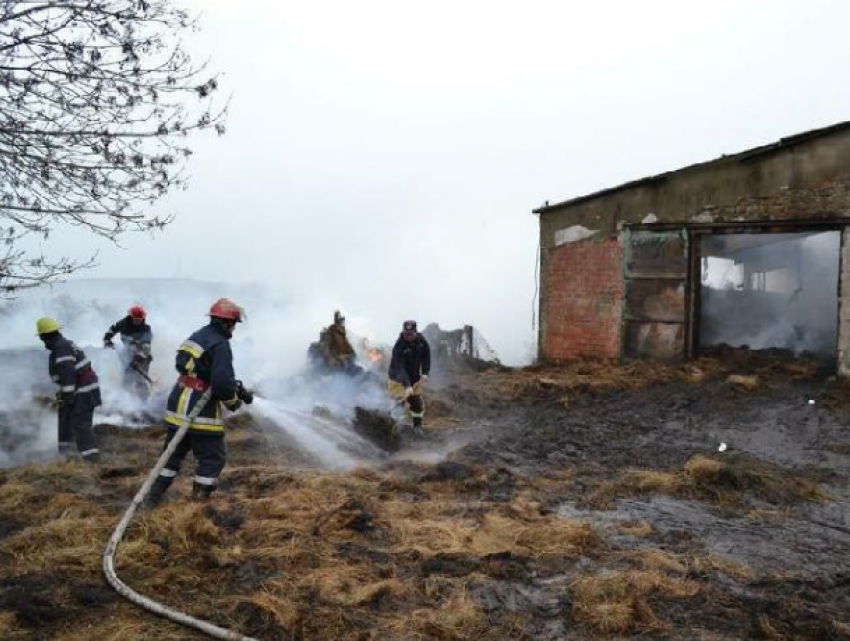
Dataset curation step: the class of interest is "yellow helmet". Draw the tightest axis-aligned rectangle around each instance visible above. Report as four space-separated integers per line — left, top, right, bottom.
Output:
36 317 61 335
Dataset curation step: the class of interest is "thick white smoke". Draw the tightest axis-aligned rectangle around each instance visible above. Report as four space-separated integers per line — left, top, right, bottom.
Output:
0 278 392 467
700 231 840 356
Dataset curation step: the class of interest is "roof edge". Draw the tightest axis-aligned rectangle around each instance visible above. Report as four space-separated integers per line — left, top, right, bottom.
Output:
532 120 850 215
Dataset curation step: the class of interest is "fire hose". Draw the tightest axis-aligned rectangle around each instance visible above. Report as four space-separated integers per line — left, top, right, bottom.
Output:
102 389 257 641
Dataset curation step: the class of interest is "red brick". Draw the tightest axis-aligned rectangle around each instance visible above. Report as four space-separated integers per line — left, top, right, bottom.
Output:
542 239 624 361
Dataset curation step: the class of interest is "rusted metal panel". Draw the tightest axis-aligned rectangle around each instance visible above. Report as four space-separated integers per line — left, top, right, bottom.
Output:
624 321 685 361
625 279 686 322
623 229 689 360
625 230 688 279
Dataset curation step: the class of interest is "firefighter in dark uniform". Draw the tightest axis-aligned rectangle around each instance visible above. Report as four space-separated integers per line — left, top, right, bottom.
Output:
145 299 253 505
388 320 431 437
104 305 153 398
37 318 102 462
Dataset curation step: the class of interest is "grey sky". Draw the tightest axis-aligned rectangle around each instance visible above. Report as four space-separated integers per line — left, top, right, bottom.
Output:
30 0 850 364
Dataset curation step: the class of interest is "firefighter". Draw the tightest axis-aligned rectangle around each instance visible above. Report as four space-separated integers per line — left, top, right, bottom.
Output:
145 299 254 506
388 320 431 437
36 318 102 462
104 305 153 398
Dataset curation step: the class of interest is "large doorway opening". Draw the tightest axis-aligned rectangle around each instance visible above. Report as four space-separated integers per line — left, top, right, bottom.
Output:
698 231 840 358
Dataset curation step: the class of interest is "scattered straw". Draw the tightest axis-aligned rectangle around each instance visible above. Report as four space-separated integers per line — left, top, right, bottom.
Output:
570 570 698 634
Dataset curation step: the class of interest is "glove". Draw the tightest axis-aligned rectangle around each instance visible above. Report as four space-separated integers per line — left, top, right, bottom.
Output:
56 391 74 407
224 397 243 412
404 386 414 400
236 380 254 405
104 338 114 349
420 374 429 385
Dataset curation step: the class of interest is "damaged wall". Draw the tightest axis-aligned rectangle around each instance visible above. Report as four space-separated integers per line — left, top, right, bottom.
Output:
537 123 850 363
541 239 624 360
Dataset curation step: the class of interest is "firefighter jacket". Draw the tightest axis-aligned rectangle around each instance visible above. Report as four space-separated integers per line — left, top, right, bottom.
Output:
164 322 240 433
388 333 431 388
105 316 153 358
46 334 102 411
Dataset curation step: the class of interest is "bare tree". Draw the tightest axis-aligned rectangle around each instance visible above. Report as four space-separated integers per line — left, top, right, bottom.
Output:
0 0 224 295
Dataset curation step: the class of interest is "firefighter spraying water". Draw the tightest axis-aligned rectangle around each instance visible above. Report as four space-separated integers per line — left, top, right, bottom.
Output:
145 298 255 506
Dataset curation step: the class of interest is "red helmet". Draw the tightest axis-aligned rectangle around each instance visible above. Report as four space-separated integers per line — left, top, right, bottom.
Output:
209 298 243 322
128 305 146 320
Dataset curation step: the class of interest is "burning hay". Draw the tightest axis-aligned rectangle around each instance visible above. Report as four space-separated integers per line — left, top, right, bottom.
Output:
307 311 362 375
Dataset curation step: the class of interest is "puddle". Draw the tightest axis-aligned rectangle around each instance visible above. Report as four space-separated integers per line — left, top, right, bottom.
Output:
560 494 850 577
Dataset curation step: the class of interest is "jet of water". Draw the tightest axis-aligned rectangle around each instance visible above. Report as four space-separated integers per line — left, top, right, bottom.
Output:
250 397 383 468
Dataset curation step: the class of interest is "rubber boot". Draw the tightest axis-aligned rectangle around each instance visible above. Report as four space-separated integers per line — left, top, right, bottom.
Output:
192 482 215 501
412 417 426 439
144 476 173 508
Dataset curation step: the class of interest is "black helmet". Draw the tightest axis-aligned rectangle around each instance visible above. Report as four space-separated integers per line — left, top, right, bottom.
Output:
402 320 417 338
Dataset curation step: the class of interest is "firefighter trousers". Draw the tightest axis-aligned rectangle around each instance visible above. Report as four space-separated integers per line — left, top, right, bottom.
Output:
58 404 99 458
387 380 425 426
158 429 226 489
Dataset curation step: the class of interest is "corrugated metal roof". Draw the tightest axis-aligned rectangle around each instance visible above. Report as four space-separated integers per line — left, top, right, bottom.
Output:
532 120 850 215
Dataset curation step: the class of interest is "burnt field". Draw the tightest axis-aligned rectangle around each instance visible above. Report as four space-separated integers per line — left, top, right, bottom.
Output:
0 352 849 639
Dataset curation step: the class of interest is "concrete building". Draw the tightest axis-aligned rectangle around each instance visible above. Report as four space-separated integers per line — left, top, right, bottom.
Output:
534 121 850 374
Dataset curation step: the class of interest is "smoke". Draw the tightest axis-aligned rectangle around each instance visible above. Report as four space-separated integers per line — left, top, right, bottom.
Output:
0 278 395 466
699 231 840 356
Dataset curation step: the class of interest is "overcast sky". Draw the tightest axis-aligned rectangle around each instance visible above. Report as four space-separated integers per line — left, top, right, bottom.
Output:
29 0 850 364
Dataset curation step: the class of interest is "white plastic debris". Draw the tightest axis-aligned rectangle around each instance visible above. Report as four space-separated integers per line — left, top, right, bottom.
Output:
808 399 816 405
718 443 728 452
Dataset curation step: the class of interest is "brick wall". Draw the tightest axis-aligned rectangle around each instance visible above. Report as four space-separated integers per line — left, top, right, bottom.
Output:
541 238 625 361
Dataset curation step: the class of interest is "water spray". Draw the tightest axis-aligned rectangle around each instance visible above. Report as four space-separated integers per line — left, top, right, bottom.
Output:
250 396 381 467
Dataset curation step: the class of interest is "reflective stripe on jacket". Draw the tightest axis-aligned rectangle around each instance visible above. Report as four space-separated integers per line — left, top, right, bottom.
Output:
48 336 102 410
164 322 239 433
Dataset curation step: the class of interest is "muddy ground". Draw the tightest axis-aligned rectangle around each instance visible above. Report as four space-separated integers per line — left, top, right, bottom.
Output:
0 353 849 639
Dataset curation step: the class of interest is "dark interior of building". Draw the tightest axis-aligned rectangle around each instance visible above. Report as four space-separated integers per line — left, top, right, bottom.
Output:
699 231 840 357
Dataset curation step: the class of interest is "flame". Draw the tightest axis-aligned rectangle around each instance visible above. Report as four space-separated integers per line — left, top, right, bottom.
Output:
366 348 383 363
